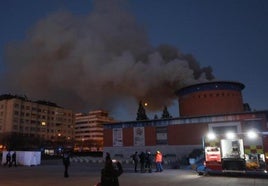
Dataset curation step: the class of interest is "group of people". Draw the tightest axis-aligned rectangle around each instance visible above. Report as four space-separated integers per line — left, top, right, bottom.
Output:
62 150 162 185
97 151 163 185
132 150 163 173
4 151 17 167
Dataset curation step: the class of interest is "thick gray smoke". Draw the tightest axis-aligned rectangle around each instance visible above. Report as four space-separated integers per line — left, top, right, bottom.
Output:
3 0 214 119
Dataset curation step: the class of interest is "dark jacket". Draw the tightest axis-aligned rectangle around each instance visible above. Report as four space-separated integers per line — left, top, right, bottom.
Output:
62 152 70 166
101 160 123 186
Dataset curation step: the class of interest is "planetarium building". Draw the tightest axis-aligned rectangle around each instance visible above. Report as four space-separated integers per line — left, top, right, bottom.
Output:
103 81 268 163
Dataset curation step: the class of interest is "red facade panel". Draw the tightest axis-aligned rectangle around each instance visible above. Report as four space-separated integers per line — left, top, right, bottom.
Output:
168 124 208 145
103 129 113 147
123 128 134 146
145 126 156 146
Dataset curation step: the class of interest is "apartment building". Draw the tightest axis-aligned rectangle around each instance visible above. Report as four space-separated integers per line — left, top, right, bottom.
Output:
75 110 116 151
0 94 74 144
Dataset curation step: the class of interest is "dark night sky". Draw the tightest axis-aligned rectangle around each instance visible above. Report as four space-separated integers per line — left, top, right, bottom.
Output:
0 0 267 121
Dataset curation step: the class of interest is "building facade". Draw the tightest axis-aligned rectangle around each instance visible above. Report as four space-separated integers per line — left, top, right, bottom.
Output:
0 94 74 150
104 111 268 158
103 81 268 160
74 110 116 151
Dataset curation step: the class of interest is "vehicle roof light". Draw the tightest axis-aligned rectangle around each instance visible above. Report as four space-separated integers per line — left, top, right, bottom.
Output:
226 131 235 139
207 132 216 140
247 130 257 139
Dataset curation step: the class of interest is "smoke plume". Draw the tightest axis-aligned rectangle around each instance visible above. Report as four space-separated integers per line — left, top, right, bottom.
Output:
3 0 214 119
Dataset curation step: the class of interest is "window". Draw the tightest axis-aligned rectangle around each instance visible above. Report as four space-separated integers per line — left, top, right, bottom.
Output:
134 127 145 146
156 126 168 145
208 122 241 134
113 128 123 146
243 119 262 131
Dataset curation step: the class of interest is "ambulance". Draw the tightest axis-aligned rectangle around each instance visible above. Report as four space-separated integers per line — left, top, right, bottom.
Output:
198 130 268 175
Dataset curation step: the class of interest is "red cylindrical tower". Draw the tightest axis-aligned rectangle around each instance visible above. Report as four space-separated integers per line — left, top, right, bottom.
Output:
176 81 245 117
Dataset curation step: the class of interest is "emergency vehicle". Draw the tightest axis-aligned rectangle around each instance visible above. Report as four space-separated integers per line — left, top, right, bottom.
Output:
198 130 268 175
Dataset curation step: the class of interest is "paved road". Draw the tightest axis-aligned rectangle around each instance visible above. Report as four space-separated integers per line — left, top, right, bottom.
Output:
0 161 268 186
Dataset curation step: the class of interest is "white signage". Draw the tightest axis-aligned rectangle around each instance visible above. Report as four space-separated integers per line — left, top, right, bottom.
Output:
113 128 123 146
134 127 145 146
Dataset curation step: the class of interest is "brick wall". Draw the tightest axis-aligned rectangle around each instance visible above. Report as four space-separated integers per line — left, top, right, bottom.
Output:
179 90 244 116
145 126 156 146
168 124 208 145
123 128 133 146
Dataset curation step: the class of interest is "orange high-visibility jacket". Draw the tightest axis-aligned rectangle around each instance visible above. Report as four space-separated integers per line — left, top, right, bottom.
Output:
155 152 162 163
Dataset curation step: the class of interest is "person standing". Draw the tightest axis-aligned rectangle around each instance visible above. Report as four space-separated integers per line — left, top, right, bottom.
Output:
5 151 11 167
100 155 123 186
155 150 163 172
131 152 139 172
11 151 17 167
139 151 146 173
62 150 71 178
145 151 153 173
105 152 111 161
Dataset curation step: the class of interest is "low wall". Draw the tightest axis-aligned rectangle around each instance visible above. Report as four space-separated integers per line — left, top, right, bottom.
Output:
1 151 41 166
104 145 200 157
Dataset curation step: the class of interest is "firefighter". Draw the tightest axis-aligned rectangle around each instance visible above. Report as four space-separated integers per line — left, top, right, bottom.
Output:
155 150 163 172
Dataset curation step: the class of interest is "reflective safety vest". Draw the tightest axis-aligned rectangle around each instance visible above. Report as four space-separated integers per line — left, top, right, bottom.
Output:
155 152 162 162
